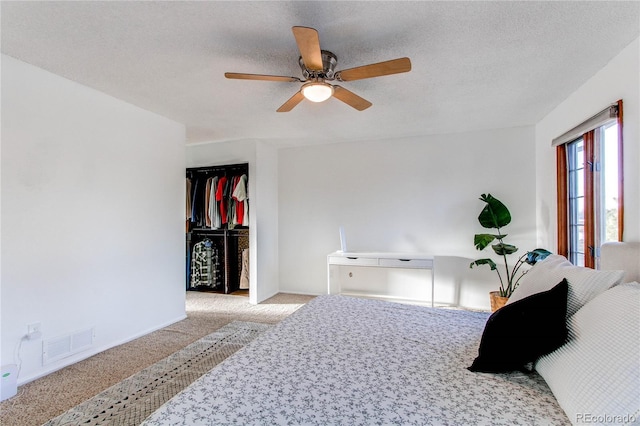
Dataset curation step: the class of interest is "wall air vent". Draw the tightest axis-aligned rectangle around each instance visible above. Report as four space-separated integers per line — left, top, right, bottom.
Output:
43 327 94 365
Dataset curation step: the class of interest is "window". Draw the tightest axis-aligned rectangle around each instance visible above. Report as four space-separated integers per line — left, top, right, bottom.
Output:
566 138 586 265
555 100 623 268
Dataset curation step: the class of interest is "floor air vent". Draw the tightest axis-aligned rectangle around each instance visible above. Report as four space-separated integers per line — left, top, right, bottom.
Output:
43 327 94 365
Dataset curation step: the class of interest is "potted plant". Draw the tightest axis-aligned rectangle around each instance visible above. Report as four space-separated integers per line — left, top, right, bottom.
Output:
469 193 551 311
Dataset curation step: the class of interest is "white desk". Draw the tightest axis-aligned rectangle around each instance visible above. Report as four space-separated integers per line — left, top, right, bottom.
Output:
327 252 435 307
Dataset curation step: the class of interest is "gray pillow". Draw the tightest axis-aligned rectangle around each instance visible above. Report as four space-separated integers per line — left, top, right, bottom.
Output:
535 282 640 425
506 254 624 318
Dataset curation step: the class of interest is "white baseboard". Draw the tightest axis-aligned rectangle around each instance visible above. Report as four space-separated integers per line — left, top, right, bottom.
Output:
17 314 187 386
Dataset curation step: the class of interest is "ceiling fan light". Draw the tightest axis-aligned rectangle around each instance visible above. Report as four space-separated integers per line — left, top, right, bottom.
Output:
301 82 334 102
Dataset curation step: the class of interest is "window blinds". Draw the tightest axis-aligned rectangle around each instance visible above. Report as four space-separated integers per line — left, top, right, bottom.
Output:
551 104 619 147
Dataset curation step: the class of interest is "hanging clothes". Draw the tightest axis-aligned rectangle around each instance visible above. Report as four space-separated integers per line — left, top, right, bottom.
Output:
190 177 200 223
204 178 212 228
232 174 248 226
187 167 249 231
216 176 228 226
190 239 222 288
186 239 192 288
208 176 220 229
228 176 238 229
186 178 192 220
186 177 192 232
239 248 249 290
226 176 235 227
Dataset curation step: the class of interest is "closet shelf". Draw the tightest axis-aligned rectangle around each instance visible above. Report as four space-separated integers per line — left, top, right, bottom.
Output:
190 227 248 233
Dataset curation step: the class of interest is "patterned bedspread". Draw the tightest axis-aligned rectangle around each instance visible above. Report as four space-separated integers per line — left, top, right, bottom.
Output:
142 295 570 425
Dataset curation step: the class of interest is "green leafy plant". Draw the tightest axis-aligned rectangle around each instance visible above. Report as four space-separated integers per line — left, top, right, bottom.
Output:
469 193 551 298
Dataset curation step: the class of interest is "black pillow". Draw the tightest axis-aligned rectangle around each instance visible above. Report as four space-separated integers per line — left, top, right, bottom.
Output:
468 279 568 373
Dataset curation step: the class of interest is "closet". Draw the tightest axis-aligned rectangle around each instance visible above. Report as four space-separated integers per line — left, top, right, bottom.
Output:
186 163 249 294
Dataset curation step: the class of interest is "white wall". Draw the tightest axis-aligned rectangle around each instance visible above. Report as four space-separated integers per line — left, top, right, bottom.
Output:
535 37 640 249
254 141 280 303
1 55 186 384
185 139 280 304
278 126 538 309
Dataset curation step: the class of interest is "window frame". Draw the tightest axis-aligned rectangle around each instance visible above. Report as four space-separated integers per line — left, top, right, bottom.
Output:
556 100 623 268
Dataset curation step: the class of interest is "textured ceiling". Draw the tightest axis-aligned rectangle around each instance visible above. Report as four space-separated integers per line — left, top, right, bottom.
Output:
2 1 639 147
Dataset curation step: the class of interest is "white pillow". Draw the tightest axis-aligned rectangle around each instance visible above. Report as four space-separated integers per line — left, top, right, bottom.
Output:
506 254 624 317
535 282 640 425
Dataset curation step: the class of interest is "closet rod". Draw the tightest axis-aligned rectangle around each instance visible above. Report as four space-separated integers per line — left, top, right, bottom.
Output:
190 229 226 234
190 228 248 234
186 163 248 175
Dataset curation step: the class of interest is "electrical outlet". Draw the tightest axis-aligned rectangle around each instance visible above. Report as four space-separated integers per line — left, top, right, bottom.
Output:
27 322 41 336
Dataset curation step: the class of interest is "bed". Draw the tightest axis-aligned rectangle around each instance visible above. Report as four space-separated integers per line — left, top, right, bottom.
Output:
143 243 640 425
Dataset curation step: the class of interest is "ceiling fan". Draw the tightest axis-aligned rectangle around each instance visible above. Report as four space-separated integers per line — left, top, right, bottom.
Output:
225 26 411 112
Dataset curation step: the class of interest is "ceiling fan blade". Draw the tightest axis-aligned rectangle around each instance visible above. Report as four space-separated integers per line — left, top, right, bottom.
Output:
277 91 305 112
332 86 372 111
292 26 323 71
225 72 301 82
336 57 412 81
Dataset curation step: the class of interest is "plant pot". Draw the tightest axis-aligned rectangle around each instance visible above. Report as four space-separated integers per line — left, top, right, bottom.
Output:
489 291 509 312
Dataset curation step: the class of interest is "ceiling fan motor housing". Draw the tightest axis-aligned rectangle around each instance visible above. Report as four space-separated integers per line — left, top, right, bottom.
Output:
299 50 337 80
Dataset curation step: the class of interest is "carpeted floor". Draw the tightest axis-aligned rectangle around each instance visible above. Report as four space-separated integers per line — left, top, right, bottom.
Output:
45 321 272 426
0 291 314 426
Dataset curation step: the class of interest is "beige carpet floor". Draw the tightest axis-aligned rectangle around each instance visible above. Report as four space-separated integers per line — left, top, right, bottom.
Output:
0 291 314 426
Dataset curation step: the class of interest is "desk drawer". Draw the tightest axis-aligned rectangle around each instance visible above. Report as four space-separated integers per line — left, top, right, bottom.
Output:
378 258 433 269
328 256 379 266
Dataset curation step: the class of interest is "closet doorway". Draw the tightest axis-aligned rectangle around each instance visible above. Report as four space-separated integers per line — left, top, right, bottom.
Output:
185 163 250 297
